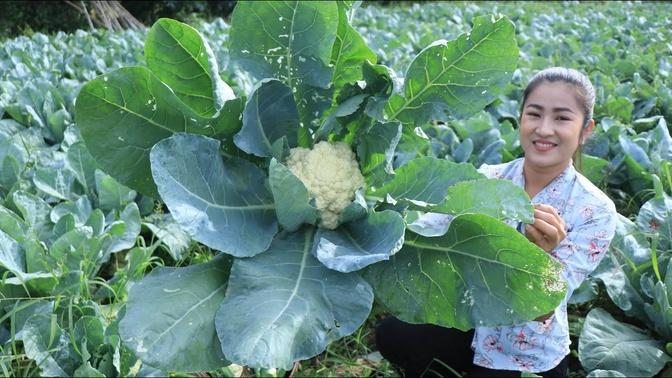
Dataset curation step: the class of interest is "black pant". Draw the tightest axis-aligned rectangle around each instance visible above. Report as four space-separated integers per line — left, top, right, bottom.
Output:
375 317 568 377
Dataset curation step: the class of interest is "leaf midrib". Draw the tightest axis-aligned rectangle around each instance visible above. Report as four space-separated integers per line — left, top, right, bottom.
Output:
147 279 227 350
404 235 544 276
248 227 315 355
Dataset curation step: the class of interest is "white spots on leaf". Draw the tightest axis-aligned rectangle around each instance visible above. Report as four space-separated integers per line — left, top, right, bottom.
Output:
241 49 250 54
298 56 306 63
162 288 180 293
279 34 289 38
278 16 283 21
117 136 125 142
103 76 108 82
267 46 282 53
460 289 474 306
136 340 148 354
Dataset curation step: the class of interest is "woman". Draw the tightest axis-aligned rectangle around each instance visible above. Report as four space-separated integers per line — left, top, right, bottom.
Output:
376 67 618 377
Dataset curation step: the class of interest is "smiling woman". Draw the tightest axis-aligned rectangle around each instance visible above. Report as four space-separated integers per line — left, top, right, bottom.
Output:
519 67 597 198
375 67 618 377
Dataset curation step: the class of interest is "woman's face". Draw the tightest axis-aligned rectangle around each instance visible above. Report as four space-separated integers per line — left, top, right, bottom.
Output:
519 81 592 174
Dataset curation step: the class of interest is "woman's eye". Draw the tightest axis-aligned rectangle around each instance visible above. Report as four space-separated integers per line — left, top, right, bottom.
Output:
526 112 540 118
556 116 571 121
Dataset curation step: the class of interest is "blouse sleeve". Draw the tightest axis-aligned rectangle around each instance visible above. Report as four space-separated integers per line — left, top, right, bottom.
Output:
551 201 617 293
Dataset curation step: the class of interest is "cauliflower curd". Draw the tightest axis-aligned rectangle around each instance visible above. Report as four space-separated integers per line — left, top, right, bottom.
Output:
286 141 365 229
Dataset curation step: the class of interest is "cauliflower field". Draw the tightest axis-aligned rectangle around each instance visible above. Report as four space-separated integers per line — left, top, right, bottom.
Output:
1 1 671 377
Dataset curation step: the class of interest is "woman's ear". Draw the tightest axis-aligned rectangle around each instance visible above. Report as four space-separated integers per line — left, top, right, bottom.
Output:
581 119 595 144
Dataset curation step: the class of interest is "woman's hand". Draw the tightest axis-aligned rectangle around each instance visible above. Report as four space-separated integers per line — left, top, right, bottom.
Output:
524 204 567 253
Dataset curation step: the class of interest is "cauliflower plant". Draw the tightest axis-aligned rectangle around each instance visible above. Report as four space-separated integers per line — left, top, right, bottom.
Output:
286 141 365 229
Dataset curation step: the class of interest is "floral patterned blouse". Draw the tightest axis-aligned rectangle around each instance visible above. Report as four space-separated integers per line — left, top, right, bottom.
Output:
470 157 617 373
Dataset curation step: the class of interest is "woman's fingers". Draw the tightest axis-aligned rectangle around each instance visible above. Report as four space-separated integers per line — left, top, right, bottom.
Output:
533 205 566 230
524 224 544 244
525 224 557 252
525 204 567 252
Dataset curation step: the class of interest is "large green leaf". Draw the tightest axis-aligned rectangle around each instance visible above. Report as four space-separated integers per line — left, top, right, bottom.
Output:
369 157 484 204
215 227 374 370
429 179 534 223
592 252 647 321
592 215 649 320
234 80 300 157
229 1 339 126
65 142 97 194
33 166 78 201
364 214 566 330
579 308 671 377
384 15 518 125
94 170 137 212
103 202 141 255
230 1 338 89
644 279 672 341
12 191 52 241
50 196 92 227
50 228 100 272
75 67 236 197
0 205 27 242
268 159 318 232
0 230 25 280
330 3 377 95
119 255 232 373
581 154 609 187
145 18 234 117
17 313 80 377
313 210 405 272
150 133 277 257
586 370 626 378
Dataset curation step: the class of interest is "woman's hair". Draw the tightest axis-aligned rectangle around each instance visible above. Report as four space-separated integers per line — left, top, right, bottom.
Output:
520 67 596 170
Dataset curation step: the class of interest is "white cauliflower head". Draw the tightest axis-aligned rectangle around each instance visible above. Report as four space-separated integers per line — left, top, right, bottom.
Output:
285 141 365 229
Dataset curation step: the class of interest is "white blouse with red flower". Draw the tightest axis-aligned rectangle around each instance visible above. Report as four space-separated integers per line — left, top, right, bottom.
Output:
470 157 617 372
